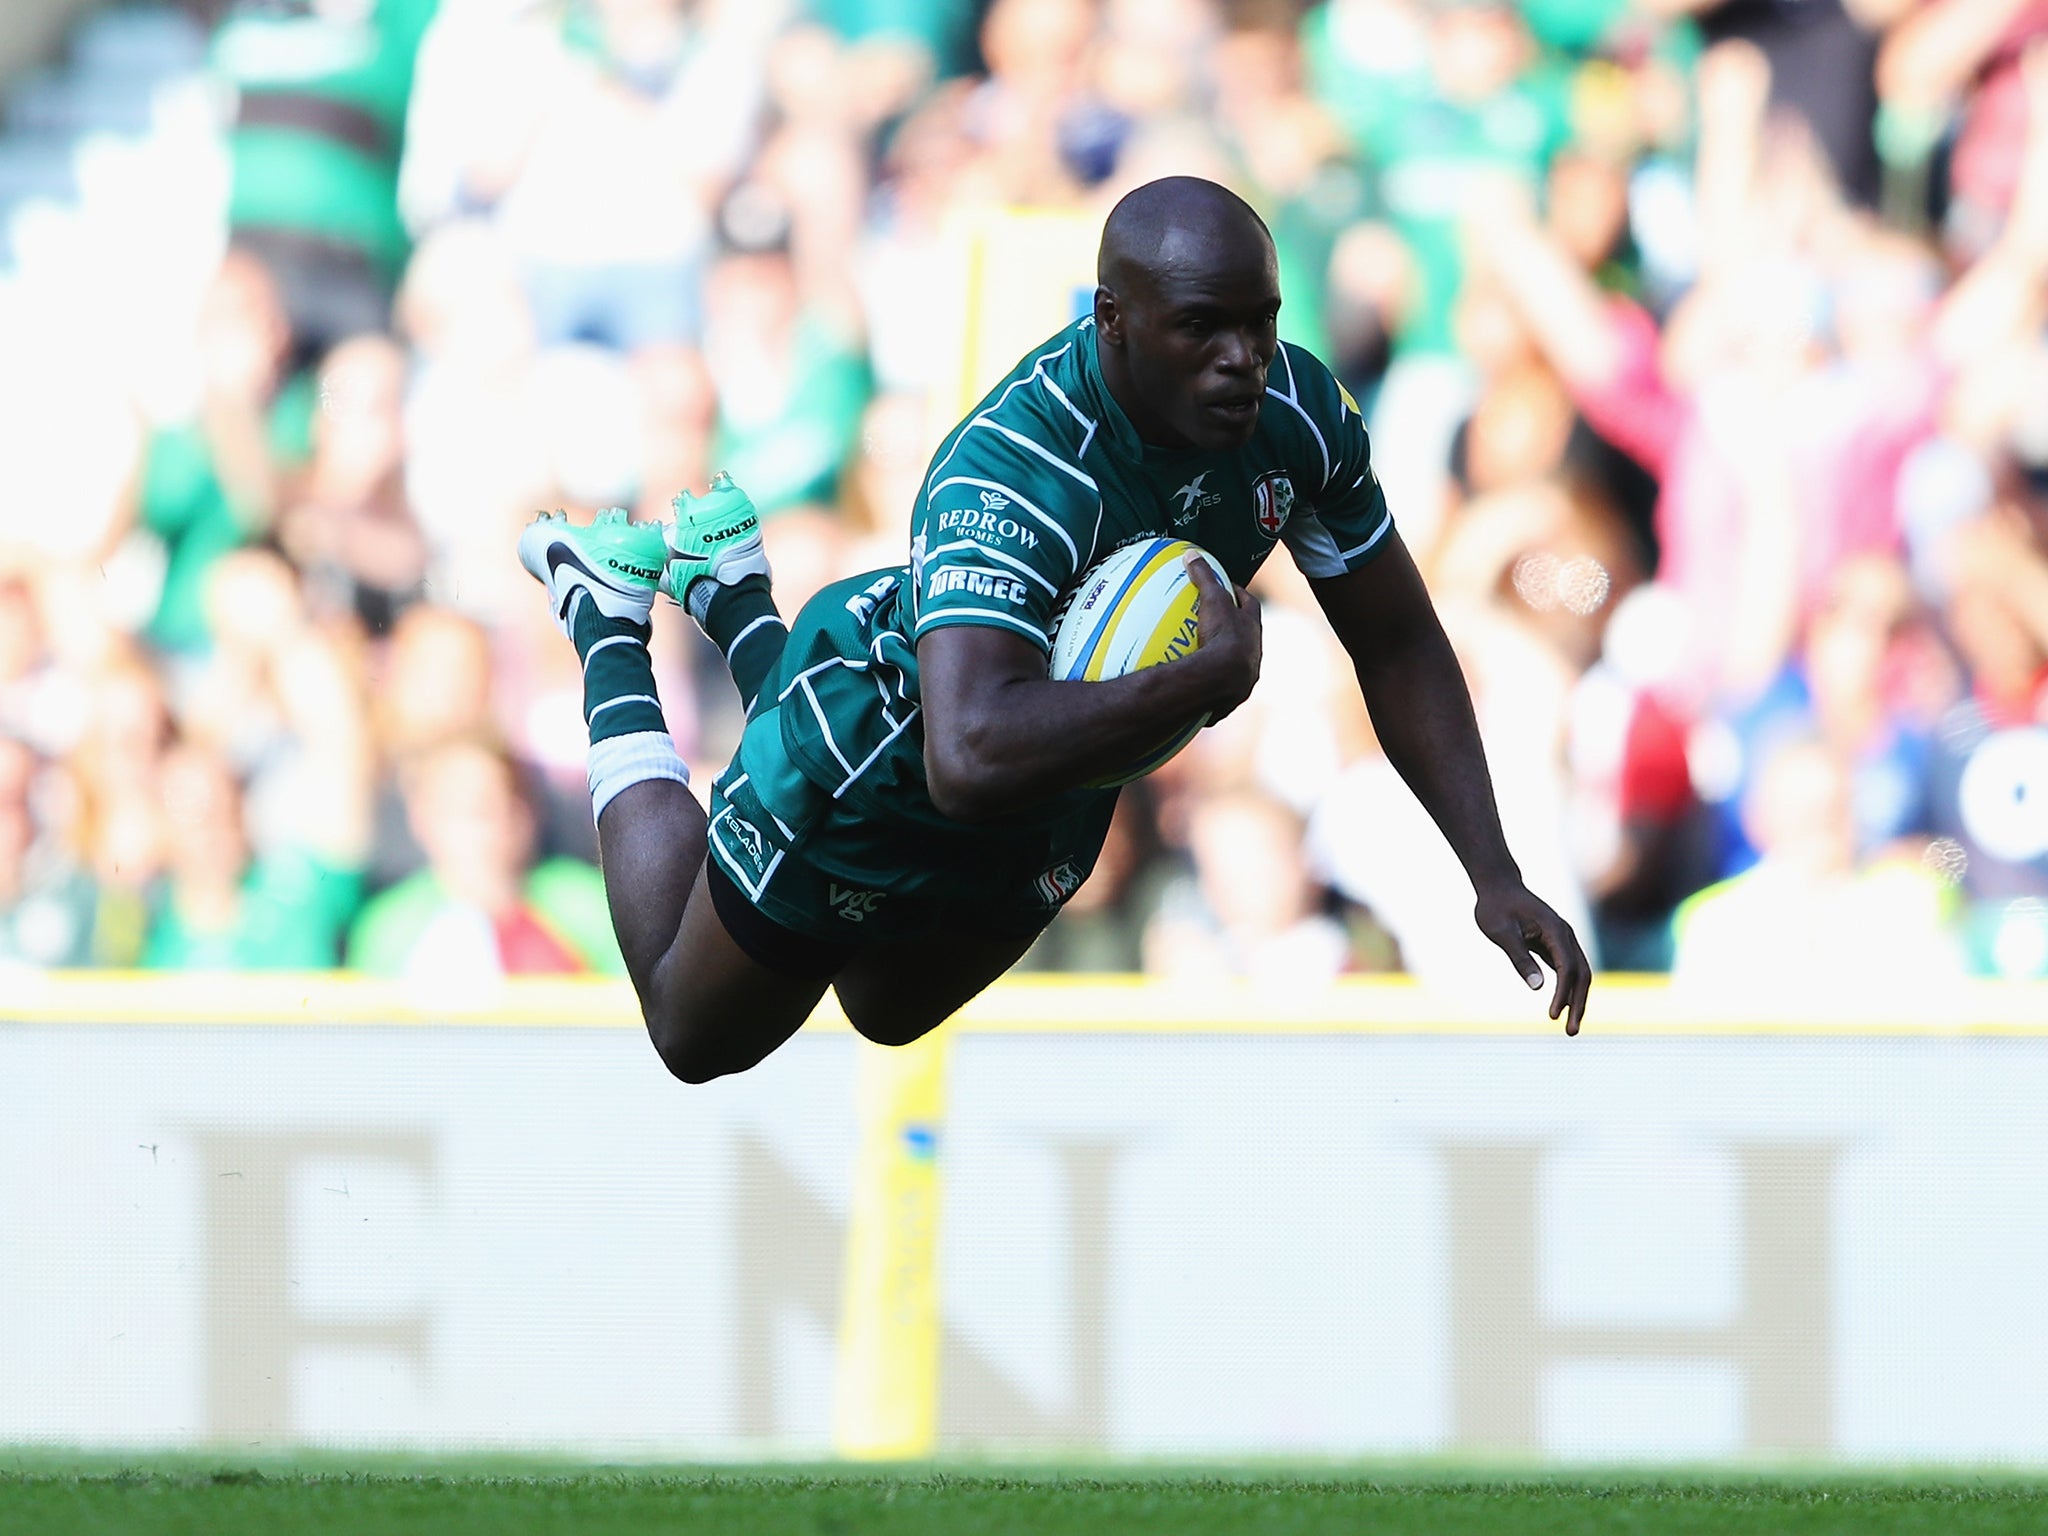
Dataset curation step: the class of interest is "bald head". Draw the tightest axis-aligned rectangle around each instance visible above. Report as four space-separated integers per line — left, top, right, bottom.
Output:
1099 177 1273 296
1092 177 1281 452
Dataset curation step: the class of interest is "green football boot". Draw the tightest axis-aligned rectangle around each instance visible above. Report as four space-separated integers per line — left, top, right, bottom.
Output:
661 471 772 616
518 506 670 633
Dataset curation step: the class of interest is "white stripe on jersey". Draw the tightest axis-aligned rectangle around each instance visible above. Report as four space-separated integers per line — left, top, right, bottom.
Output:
925 537 1061 595
972 416 1099 491
1031 369 1103 561
1033 368 1097 455
1265 346 1332 490
832 706 923 801
912 608 1051 648
871 671 902 732
925 341 1079 491
777 656 862 704
929 477 1079 570
1339 512 1394 563
798 675 856 777
868 630 916 700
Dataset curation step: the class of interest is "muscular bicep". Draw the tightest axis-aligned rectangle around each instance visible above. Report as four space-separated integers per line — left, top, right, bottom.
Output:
918 623 1050 735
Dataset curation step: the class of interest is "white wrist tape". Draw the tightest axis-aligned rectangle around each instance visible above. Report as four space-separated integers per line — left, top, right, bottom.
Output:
587 730 690 822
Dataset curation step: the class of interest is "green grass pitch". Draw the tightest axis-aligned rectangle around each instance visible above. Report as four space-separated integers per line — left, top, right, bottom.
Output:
7 1459 2048 1535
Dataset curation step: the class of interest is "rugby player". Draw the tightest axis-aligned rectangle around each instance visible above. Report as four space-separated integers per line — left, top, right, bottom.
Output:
519 175 1591 1081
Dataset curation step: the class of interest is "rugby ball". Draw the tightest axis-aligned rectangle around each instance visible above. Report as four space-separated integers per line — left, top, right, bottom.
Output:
1049 536 1232 786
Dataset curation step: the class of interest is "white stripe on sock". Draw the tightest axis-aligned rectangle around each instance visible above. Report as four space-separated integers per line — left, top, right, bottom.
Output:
582 632 643 669
588 693 662 721
721 612 785 664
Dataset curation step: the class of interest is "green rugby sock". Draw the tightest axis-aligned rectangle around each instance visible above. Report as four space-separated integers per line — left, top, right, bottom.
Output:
690 575 787 716
571 594 665 744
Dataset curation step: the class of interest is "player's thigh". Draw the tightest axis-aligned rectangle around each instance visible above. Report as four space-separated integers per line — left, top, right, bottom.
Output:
647 863 831 1083
832 926 1044 1048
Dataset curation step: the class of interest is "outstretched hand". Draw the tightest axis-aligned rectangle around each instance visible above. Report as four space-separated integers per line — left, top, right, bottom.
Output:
1473 879 1591 1035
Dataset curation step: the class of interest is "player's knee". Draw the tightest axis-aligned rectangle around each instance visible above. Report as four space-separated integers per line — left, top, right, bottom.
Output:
843 1002 941 1050
645 1009 735 1085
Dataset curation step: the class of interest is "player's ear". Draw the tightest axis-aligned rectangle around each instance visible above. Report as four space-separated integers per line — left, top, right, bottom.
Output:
1092 285 1123 345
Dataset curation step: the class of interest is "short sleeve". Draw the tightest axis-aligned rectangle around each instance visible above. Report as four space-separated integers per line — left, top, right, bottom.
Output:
909 442 1097 654
1268 345 1396 580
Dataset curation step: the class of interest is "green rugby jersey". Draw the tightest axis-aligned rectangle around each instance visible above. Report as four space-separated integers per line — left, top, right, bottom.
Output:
764 316 1394 841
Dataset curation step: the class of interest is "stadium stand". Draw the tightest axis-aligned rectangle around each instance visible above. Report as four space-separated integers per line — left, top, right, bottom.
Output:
0 0 2044 983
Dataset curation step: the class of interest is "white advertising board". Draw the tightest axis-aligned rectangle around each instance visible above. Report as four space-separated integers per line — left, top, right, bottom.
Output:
4 985 2047 1462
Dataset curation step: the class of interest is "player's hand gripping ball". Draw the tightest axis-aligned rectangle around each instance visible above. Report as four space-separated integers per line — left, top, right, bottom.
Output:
1049 536 1235 786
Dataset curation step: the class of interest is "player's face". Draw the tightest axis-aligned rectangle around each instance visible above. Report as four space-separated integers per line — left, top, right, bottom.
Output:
1101 250 1281 452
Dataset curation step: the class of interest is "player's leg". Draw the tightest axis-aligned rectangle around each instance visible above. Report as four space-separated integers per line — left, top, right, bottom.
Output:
832 928 1043 1047
590 785 825 1081
833 801 1116 1047
518 488 817 1081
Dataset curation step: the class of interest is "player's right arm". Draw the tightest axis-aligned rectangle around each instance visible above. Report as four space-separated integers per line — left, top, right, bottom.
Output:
919 559 1260 822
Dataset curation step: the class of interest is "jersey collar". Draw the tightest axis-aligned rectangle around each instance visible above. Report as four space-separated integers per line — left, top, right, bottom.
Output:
1076 319 1147 461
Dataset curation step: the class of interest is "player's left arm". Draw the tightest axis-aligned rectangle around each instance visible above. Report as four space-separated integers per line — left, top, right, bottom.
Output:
1310 538 1590 1033
1271 344 1587 1029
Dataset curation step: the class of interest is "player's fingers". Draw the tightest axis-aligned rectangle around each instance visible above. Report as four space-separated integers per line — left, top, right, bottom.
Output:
1528 917 1591 1036
1484 920 1546 996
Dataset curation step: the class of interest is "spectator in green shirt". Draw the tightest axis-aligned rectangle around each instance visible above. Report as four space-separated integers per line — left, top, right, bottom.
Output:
141 554 376 970
142 740 365 970
1307 0 1575 358
348 737 623 979
212 0 442 352
133 252 315 655
702 195 872 519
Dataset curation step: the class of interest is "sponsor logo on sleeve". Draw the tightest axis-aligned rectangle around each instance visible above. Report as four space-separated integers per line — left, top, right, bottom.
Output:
1252 472 1295 538
934 506 1041 551
927 566 1031 604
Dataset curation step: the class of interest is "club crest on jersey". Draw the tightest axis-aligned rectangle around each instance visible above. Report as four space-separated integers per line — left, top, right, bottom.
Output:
1034 860 1086 907
1252 472 1294 538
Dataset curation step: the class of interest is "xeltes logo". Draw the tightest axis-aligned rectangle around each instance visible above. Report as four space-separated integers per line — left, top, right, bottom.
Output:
1172 473 1222 526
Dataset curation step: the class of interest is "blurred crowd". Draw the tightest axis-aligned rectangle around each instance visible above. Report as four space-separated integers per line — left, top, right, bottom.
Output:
0 0 2044 985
